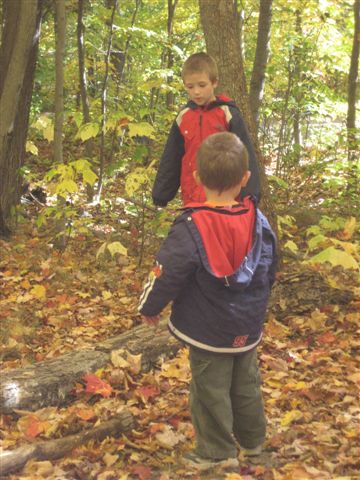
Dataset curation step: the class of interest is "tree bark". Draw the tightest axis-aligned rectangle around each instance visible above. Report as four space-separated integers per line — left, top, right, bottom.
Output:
292 9 303 165
198 0 277 235
0 0 42 235
77 0 94 200
0 320 179 414
347 0 360 162
166 0 178 109
54 0 66 164
0 413 134 476
96 0 118 200
249 0 273 127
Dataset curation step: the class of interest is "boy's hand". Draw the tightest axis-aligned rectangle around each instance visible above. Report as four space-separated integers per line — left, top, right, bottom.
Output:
142 315 161 327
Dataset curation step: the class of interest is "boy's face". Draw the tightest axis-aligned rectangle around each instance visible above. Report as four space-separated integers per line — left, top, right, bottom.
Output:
183 72 218 106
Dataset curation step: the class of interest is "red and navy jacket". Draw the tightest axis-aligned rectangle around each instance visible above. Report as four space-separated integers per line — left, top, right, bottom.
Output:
152 95 260 206
139 197 277 354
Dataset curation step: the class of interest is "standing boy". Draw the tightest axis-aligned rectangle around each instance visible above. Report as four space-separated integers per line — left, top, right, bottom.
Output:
140 133 276 470
152 52 260 207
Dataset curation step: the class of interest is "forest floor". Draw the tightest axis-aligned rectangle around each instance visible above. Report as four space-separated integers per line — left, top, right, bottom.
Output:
0 168 359 480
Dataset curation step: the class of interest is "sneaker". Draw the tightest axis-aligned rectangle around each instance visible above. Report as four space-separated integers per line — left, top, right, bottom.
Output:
243 445 262 457
183 451 239 471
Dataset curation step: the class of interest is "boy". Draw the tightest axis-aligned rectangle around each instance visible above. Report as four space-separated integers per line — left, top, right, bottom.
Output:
152 52 260 207
139 132 276 470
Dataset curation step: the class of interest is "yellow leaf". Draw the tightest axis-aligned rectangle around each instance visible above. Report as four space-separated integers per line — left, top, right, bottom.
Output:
307 246 359 270
43 125 54 142
111 349 130 369
107 241 127 257
128 122 155 139
30 285 47 300
103 452 118 467
126 351 142 375
284 240 298 253
339 217 356 240
285 381 307 391
26 141 38 155
225 474 243 480
102 290 112 300
281 409 303 427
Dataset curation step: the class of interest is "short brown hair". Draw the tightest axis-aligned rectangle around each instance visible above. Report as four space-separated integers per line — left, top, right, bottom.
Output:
181 52 218 83
196 133 249 193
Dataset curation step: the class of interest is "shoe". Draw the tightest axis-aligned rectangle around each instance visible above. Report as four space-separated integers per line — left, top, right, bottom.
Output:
182 451 239 471
243 445 262 457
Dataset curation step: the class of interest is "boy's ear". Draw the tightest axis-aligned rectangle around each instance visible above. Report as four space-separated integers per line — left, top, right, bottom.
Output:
240 170 251 187
193 170 202 185
212 79 219 89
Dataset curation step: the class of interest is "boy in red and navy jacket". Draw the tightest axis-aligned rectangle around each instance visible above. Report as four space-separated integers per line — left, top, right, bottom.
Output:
140 133 276 470
152 52 260 207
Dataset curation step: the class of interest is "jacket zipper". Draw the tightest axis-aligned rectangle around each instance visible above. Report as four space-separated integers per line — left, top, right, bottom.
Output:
199 112 203 141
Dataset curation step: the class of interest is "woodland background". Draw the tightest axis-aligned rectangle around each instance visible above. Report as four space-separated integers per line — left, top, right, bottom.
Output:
0 0 359 479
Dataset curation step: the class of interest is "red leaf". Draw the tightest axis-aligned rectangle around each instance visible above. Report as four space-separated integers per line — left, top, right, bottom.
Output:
136 385 160 402
84 373 112 398
131 465 152 480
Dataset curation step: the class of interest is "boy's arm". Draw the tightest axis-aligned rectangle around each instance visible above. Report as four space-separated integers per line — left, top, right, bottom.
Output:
228 107 261 200
152 121 184 207
138 221 198 317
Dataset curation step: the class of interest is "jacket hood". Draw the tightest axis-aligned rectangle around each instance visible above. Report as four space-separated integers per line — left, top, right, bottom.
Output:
183 197 261 290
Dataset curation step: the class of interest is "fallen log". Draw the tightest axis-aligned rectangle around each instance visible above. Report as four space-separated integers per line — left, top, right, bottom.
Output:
0 410 134 476
0 319 179 414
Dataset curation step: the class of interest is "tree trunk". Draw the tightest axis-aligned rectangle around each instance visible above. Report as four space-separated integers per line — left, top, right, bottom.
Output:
166 0 178 109
96 0 118 200
0 413 134 476
347 0 360 163
198 0 277 235
292 9 303 165
54 0 66 164
249 0 273 127
0 0 42 236
77 0 94 200
0 320 179 414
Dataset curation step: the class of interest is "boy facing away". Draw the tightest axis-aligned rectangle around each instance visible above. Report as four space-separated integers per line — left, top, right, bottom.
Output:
152 52 260 207
139 132 277 470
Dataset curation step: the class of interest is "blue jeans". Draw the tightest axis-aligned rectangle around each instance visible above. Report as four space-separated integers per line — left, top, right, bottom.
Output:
189 346 266 459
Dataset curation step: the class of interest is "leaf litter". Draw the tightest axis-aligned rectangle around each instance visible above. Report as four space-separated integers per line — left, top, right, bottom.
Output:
0 185 359 479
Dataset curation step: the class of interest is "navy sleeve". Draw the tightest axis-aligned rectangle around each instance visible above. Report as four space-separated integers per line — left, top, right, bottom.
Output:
152 120 184 207
229 106 261 200
138 221 198 316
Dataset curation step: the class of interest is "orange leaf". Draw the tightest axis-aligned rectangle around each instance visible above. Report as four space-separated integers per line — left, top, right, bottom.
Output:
84 373 112 398
317 332 336 344
76 408 96 421
131 465 152 480
18 414 48 439
136 385 160 402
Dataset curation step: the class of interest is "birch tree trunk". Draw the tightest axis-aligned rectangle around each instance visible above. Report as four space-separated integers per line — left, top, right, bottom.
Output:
0 0 42 236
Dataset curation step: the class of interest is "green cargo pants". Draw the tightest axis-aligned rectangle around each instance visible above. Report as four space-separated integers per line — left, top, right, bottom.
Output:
189 346 266 459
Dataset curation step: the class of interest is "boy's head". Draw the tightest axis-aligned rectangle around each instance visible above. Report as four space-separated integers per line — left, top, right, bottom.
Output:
196 132 250 195
182 52 218 106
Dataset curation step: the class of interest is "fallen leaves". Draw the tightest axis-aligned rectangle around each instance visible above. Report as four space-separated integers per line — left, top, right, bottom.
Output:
84 373 113 398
